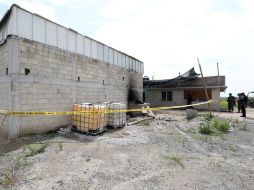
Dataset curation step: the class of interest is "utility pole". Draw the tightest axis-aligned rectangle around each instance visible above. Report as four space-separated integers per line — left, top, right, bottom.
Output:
197 57 212 116
217 62 219 76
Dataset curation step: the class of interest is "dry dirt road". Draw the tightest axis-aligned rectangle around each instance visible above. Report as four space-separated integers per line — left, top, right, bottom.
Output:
0 109 254 190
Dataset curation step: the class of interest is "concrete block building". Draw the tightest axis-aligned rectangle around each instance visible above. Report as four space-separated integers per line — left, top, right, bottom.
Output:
143 68 227 111
0 5 144 138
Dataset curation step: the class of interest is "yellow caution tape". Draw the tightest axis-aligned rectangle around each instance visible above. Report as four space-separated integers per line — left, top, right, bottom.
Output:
0 100 215 116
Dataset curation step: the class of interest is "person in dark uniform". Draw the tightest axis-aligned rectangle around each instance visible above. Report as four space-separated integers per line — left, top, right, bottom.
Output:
236 93 241 113
187 94 193 109
227 93 236 112
240 92 248 117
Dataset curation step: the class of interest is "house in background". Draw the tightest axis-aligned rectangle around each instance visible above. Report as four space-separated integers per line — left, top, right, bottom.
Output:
143 68 227 111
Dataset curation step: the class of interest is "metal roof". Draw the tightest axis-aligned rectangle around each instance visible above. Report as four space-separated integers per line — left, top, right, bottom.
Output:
0 4 144 74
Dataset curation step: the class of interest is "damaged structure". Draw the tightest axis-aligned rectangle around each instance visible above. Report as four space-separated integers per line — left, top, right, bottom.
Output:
0 5 144 138
143 68 227 111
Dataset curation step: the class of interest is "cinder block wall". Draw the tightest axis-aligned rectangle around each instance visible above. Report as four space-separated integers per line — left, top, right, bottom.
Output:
0 36 143 138
0 40 10 136
145 89 220 111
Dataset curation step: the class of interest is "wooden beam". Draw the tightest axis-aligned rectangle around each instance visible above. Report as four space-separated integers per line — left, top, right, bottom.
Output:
197 57 212 116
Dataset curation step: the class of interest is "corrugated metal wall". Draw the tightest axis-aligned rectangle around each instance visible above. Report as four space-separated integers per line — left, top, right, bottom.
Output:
0 5 144 74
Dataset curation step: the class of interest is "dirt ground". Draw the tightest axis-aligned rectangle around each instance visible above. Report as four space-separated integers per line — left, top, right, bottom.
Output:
0 109 254 190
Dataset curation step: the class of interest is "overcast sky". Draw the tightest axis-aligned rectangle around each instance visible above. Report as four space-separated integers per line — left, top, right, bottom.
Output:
0 0 253 96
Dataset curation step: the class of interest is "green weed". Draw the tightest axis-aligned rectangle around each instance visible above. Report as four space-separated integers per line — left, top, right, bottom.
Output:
14 155 28 170
0 149 6 157
199 123 214 135
220 98 228 109
24 143 48 157
212 118 231 132
199 118 231 135
170 155 185 168
191 135 208 141
202 112 214 121
0 170 18 188
57 143 63 152
228 145 237 152
239 122 247 131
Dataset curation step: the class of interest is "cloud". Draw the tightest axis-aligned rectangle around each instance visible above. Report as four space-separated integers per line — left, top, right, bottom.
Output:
93 0 254 95
0 0 63 21
0 0 253 95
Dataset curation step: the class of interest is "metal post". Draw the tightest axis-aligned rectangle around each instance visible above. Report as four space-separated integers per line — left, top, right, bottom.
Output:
197 58 212 116
217 62 219 76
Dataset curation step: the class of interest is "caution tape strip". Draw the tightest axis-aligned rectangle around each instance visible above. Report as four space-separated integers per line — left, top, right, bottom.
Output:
0 100 215 116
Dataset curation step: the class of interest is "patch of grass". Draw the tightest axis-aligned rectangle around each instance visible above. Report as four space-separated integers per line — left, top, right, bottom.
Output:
191 135 208 141
199 118 231 135
186 128 196 134
14 155 28 170
220 98 228 109
170 155 185 168
0 145 34 188
0 155 28 188
57 143 63 152
136 119 153 126
0 170 18 188
0 149 6 157
234 118 239 124
228 145 237 152
201 112 214 121
212 118 231 132
173 135 185 144
199 123 214 135
24 143 48 157
239 121 247 131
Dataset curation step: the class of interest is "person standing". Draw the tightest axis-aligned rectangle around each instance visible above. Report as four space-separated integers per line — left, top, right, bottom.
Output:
240 92 248 117
236 93 241 113
187 94 193 109
227 93 235 112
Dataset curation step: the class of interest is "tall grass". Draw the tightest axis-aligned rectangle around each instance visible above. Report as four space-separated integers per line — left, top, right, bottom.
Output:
220 97 228 109
199 118 231 135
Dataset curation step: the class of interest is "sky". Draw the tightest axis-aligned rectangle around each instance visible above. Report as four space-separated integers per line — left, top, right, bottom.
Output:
0 0 253 96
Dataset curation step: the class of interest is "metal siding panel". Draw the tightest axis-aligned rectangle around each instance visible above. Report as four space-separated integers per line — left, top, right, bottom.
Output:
84 37 91 57
0 29 2 41
91 40 98 59
33 15 45 43
118 52 122 67
126 56 129 70
46 21 57 46
57 26 67 50
17 9 32 39
129 58 132 70
67 30 76 52
7 7 17 36
103 45 109 63
113 50 118 65
122 54 126 68
97 43 103 61
109 48 113 64
4 22 8 39
130 58 133 70
76 34 83 55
